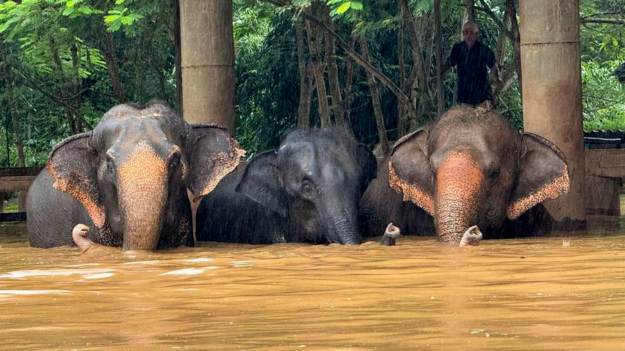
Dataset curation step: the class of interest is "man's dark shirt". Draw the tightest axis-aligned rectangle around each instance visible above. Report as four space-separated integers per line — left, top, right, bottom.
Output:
448 40 496 105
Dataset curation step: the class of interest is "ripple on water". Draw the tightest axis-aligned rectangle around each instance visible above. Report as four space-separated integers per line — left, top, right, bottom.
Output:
1 220 625 350
160 266 220 276
0 268 116 279
0 289 72 297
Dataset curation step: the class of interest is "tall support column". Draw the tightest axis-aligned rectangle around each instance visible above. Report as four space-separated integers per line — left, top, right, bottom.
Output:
519 1 585 223
179 0 236 133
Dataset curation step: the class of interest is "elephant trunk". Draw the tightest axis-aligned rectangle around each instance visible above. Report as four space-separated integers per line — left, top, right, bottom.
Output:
326 202 362 245
118 142 169 251
435 152 484 244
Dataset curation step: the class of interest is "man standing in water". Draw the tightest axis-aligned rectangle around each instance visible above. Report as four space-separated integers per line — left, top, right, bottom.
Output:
442 21 499 109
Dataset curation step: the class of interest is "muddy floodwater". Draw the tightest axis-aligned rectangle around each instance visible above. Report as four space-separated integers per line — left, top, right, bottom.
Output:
1 222 625 351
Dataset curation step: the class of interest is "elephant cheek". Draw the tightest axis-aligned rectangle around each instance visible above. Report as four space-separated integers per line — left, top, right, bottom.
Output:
435 152 484 244
117 142 168 251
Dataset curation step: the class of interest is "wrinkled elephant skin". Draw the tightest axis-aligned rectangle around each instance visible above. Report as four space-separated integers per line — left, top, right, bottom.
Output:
360 105 570 244
27 101 244 251
196 128 377 245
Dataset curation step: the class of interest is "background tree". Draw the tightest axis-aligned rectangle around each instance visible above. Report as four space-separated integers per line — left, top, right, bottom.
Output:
0 0 623 165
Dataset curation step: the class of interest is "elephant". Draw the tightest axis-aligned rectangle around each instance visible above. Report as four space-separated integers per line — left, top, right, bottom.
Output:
72 224 92 253
196 128 377 245
381 223 401 246
360 105 570 244
27 101 244 251
71 223 116 255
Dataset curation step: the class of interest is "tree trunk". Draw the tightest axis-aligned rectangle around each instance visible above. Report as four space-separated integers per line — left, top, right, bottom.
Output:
301 11 414 120
397 0 406 136
305 6 331 127
398 0 427 130
510 0 522 97
174 0 183 113
102 31 126 103
71 43 83 132
434 0 444 116
1 43 25 167
51 38 78 134
359 37 389 156
466 0 476 23
295 19 313 127
341 37 356 127
322 4 346 127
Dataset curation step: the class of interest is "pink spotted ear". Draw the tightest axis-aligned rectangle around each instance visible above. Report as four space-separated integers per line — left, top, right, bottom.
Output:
187 124 245 202
47 132 106 228
507 133 570 220
388 128 435 216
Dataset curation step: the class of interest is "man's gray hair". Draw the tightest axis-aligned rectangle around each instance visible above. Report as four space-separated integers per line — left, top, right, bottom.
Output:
463 21 479 32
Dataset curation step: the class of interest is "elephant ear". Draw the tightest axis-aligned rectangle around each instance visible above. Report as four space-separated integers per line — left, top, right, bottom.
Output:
235 150 288 218
388 128 435 216
507 133 570 220
187 124 245 202
356 144 378 195
47 132 106 228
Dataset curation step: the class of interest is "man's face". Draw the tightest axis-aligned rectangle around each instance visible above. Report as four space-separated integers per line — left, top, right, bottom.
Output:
463 27 478 48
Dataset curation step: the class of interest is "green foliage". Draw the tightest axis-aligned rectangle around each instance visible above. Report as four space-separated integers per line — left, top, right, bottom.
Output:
0 0 176 166
1 0 625 168
235 12 300 156
328 0 363 18
582 60 625 131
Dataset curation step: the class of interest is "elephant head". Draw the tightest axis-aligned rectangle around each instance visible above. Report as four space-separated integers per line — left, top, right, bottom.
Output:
389 105 569 244
46 101 244 250
236 128 377 245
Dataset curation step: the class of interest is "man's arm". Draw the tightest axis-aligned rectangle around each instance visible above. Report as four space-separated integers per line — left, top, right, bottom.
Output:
442 43 459 76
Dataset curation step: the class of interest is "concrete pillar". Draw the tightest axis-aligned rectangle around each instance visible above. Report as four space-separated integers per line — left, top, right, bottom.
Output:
179 0 236 133
519 0 586 224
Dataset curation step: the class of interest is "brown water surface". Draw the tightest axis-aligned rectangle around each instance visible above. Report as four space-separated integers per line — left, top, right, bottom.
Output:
1 222 624 350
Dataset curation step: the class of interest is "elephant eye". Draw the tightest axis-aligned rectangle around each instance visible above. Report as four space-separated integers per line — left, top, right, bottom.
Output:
169 153 181 170
489 169 500 180
105 156 115 175
301 179 314 198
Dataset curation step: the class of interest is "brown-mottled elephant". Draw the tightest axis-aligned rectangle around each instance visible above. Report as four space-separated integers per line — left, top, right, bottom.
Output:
26 101 244 251
360 105 570 244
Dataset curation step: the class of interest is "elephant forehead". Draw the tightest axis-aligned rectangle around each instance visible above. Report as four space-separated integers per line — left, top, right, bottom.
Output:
95 115 184 148
437 151 484 188
117 141 168 184
109 125 179 159
320 162 347 184
431 134 514 172
279 142 315 171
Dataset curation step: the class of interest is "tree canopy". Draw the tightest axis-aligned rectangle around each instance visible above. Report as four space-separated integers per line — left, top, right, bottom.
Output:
0 0 624 166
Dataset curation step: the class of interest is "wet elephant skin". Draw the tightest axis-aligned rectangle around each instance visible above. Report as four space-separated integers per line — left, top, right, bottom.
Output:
360 105 570 244
196 128 377 245
27 100 244 251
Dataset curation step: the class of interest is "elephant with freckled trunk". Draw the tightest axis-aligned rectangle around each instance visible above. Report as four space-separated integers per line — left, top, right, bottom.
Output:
360 105 570 244
27 101 244 251
196 128 377 245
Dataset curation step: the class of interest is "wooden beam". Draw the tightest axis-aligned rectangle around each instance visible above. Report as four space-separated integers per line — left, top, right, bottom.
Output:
585 149 625 178
0 176 37 192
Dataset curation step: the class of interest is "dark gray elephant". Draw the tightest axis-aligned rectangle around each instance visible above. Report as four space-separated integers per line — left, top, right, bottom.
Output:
360 105 570 244
196 128 377 245
27 101 244 251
